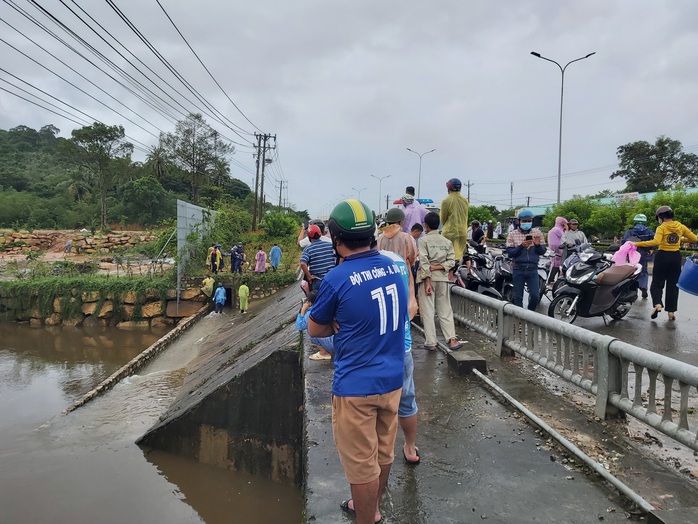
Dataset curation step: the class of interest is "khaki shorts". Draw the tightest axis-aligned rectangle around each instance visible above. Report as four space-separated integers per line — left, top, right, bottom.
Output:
332 388 401 485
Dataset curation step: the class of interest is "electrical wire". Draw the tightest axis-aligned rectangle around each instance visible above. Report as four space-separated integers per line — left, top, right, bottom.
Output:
0 23 159 138
103 0 255 146
154 0 261 134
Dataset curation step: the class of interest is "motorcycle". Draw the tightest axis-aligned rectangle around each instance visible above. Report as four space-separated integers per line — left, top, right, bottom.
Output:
455 245 503 299
550 243 606 295
547 250 641 324
494 253 547 304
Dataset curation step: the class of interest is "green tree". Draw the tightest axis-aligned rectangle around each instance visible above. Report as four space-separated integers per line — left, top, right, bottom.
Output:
610 136 698 192
159 113 234 204
144 144 170 181
468 205 496 225
260 212 299 238
63 123 133 230
118 176 173 226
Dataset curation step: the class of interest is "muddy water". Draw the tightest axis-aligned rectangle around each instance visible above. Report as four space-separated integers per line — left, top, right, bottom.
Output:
0 320 302 523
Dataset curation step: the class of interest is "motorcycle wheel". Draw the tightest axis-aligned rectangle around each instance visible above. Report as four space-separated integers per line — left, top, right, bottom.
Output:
609 304 630 320
548 294 578 323
537 276 548 300
502 286 514 303
552 277 566 295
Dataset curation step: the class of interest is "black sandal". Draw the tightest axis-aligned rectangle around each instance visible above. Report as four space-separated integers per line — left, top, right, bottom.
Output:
340 500 382 523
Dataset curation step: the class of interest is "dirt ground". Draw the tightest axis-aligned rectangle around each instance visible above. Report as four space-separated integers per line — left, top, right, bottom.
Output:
0 231 171 278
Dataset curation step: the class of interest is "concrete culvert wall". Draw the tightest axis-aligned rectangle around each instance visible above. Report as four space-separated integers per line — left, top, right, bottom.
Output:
138 285 305 486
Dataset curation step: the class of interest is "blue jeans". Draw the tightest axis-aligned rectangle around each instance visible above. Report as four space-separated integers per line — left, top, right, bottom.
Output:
399 351 417 418
513 267 540 311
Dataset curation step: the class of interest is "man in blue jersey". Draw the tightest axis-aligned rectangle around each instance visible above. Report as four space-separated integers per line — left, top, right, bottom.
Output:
309 199 407 524
300 223 336 291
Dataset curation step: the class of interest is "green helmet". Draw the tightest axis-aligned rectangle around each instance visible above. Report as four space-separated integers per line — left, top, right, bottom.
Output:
385 207 405 224
633 213 647 223
328 199 375 241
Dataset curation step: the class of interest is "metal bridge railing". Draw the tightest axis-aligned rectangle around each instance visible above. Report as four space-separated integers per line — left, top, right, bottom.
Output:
450 285 698 452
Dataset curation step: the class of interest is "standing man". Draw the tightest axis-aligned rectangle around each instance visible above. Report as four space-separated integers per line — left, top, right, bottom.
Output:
622 214 654 299
417 212 462 351
269 243 282 271
377 207 419 319
230 245 241 273
401 190 428 235
213 283 226 314
254 246 267 273
300 224 336 291
440 178 469 262
238 280 249 314
309 199 407 524
547 216 568 286
506 209 547 310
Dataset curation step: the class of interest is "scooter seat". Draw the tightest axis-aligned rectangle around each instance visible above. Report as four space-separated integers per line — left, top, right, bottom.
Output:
595 265 636 286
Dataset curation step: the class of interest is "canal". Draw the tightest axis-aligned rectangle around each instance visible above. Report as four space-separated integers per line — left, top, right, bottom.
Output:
0 319 302 523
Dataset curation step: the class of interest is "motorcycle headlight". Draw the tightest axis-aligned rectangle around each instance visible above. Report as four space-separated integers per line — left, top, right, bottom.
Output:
566 267 595 284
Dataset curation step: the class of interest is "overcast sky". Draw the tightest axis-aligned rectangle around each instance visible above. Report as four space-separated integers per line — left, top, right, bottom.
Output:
2 0 698 219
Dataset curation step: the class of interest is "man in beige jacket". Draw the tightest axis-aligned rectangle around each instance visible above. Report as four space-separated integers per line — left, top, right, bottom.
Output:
416 212 461 351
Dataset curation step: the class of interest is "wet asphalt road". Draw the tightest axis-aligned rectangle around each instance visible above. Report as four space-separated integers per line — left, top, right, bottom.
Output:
537 286 698 368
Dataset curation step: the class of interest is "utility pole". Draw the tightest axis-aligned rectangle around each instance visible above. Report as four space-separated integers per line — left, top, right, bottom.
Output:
258 134 276 225
278 180 283 209
465 180 474 201
510 182 513 208
526 196 531 207
385 194 390 211
252 134 263 229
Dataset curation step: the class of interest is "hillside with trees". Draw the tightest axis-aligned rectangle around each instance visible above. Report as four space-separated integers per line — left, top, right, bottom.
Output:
0 115 302 231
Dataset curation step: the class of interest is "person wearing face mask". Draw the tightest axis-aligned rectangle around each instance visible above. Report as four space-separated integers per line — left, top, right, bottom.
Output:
506 209 547 310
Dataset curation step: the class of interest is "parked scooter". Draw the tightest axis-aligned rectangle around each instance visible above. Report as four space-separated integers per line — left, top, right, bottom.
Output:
550 243 605 295
494 253 547 304
547 249 641 324
455 245 503 299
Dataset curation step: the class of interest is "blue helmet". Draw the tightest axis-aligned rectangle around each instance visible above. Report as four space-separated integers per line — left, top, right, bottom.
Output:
517 209 534 219
446 178 462 192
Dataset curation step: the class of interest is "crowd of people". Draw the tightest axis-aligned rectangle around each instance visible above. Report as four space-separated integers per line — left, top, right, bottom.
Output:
205 241 283 275
196 176 696 522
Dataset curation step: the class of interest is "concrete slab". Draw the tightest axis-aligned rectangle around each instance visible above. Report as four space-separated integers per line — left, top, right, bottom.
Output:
304 330 633 523
447 348 488 376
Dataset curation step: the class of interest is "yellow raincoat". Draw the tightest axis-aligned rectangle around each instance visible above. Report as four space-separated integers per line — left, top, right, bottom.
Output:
440 191 469 259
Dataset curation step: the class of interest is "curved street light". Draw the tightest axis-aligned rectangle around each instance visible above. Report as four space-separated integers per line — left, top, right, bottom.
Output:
370 174 391 214
530 51 596 204
352 187 367 200
406 148 436 199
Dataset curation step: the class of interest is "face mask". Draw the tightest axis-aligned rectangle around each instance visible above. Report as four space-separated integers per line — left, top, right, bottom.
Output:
520 222 532 231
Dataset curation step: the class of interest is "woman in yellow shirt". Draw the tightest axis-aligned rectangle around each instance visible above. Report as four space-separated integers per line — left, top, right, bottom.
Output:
634 205 697 321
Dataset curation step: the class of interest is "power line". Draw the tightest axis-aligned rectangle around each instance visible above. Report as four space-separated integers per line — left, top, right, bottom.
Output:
0 20 160 138
60 0 255 146
102 0 255 146
154 0 261 134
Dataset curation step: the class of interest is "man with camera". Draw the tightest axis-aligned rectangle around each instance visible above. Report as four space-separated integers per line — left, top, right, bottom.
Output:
505 209 547 310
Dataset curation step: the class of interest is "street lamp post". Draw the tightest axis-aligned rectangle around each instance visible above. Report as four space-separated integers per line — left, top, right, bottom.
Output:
352 187 367 200
530 51 595 204
406 148 436 199
370 174 391 214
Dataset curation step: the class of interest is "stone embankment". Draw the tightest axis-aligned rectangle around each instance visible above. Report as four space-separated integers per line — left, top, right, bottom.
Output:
0 278 285 328
0 229 157 255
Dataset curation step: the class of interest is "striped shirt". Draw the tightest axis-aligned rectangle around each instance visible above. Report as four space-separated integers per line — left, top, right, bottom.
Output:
300 240 335 279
